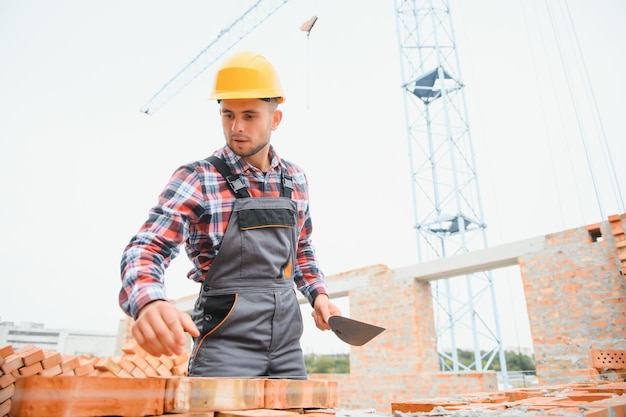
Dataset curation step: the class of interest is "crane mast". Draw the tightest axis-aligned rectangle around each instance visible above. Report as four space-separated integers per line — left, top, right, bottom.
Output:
394 0 509 386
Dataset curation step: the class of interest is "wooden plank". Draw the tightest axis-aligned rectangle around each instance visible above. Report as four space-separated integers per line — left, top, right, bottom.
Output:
164 377 265 414
264 379 338 409
10 375 165 417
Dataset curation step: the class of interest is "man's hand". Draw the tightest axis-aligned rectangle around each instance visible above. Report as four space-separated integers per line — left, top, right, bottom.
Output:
132 300 200 357
311 294 342 331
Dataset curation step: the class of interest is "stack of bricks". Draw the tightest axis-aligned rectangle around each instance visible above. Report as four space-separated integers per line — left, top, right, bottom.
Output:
0 340 190 417
0 342 339 417
391 380 626 416
99 339 190 378
0 346 14 417
0 340 189 381
5 341 625 417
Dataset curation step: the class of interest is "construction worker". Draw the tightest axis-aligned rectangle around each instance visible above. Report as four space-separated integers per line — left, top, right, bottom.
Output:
119 51 340 379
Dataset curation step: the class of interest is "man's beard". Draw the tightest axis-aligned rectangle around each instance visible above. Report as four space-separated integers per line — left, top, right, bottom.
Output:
228 138 270 158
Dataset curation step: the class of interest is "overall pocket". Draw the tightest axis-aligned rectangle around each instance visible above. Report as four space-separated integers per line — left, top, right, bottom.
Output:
200 293 237 336
237 207 296 279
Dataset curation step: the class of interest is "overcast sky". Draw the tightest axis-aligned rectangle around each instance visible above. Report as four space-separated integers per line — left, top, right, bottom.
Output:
1 0 624 354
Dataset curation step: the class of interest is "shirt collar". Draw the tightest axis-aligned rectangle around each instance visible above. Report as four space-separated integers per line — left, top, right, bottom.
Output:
218 145 282 175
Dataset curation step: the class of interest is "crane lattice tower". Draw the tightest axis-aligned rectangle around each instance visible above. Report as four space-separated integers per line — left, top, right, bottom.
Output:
394 0 508 381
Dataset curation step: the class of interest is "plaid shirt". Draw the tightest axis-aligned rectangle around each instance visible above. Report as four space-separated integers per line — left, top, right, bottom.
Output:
119 145 327 319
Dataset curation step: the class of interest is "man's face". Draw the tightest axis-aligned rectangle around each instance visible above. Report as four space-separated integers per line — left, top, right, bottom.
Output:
219 98 282 167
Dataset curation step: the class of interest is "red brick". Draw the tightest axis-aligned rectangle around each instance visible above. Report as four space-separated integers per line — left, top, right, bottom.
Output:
264 379 338 410
10 375 165 417
15 345 45 367
0 354 23 374
0 373 15 389
0 398 11 417
0 345 14 359
164 377 264 414
41 350 62 369
18 361 42 377
60 355 80 373
0 383 14 405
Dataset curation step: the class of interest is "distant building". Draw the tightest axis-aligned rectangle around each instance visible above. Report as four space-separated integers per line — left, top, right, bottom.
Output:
0 320 116 357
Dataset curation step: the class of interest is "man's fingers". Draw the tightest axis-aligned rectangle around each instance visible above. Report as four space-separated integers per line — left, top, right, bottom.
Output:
311 311 331 331
311 298 343 332
133 301 193 357
161 310 198 354
180 311 200 338
146 318 177 356
132 320 167 357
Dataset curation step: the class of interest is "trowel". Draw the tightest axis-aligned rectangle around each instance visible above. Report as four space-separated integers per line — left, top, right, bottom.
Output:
328 316 385 346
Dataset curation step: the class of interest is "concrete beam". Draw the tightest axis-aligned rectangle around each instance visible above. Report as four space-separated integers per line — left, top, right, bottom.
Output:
395 235 546 281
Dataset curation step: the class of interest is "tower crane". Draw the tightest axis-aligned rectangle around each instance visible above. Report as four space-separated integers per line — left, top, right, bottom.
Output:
394 0 508 386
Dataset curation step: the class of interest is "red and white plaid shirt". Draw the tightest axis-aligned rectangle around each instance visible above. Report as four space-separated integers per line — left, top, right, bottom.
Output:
119 145 327 319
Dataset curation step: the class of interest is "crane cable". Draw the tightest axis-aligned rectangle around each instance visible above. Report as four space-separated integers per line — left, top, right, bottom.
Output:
544 0 625 219
519 0 569 231
561 0 625 213
544 0 604 220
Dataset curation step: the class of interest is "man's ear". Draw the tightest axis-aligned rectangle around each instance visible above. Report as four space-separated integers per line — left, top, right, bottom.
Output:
271 109 283 131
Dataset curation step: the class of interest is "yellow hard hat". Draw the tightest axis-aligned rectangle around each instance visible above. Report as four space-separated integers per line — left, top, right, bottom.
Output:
209 51 285 103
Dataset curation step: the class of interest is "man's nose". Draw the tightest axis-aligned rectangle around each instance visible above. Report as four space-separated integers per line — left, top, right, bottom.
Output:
231 117 244 132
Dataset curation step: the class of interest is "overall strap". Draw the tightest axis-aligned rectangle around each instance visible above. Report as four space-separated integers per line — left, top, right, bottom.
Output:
207 156 250 198
207 155 294 199
281 172 293 198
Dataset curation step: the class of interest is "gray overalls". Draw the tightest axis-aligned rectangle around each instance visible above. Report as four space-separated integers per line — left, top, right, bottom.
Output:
188 156 307 379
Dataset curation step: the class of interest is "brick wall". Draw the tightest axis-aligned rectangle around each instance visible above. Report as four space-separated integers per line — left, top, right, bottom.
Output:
518 213 626 383
347 264 438 375
323 214 626 409
317 265 497 411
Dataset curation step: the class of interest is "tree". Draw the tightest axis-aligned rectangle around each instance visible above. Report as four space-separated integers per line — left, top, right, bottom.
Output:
304 354 350 374
441 349 535 372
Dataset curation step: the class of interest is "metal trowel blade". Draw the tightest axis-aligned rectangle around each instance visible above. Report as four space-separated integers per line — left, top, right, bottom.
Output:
328 316 385 346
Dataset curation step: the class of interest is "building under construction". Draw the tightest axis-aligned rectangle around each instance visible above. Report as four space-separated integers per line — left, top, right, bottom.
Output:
2 212 624 416
1 1 625 416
